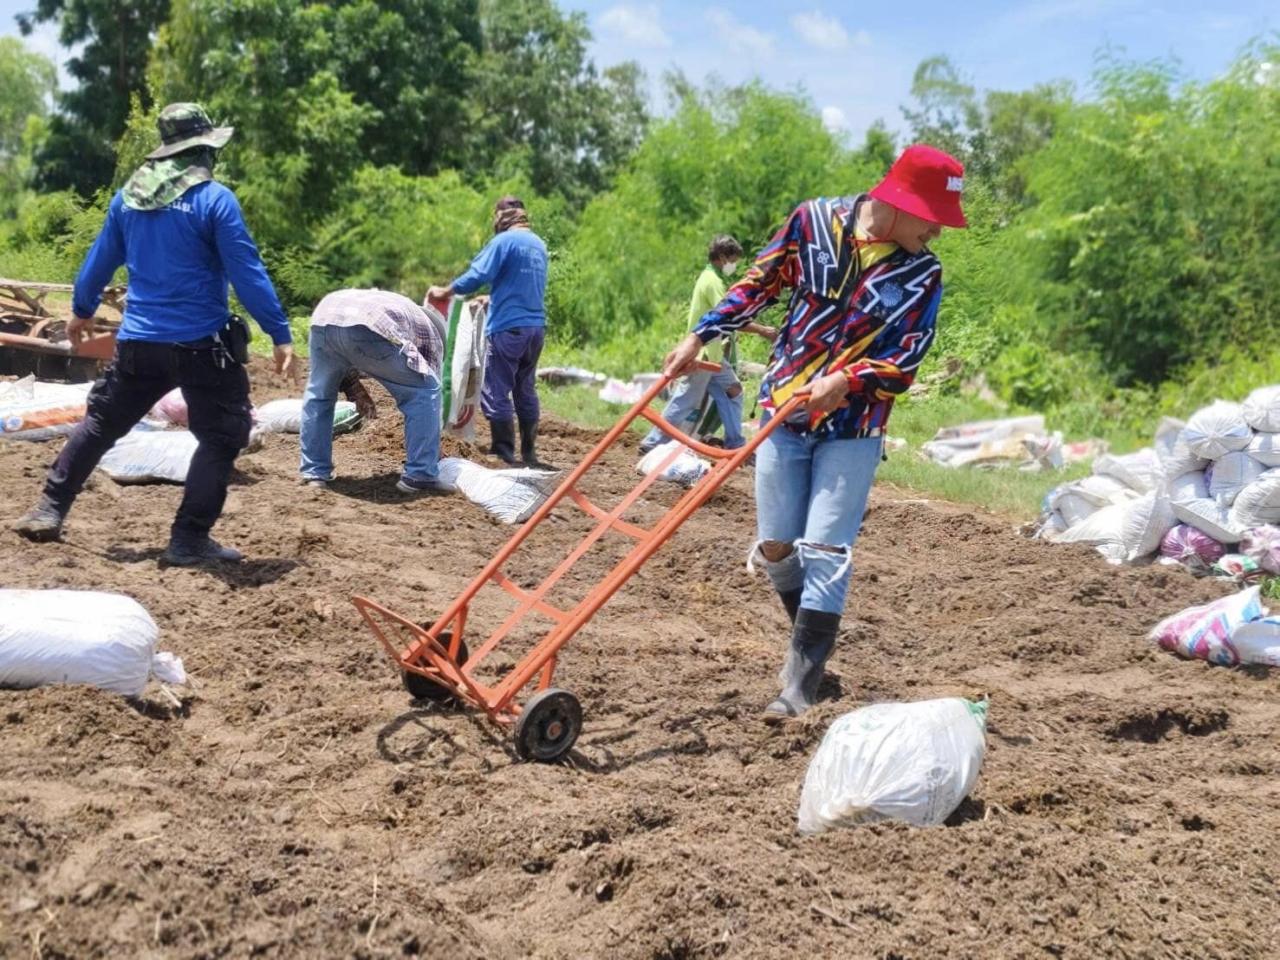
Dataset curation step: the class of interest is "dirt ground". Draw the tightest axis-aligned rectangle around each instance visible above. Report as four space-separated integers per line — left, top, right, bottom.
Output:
2 358 1278 960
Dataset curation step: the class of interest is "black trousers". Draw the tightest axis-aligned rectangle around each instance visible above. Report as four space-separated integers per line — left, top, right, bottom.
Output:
44 338 252 541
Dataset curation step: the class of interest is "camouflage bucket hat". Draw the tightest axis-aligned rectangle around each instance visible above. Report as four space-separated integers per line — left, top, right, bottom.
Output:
146 102 234 160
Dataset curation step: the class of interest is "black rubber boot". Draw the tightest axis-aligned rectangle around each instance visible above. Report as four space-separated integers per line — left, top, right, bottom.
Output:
518 416 554 470
763 608 840 723
778 587 803 625
12 494 66 542
487 418 520 466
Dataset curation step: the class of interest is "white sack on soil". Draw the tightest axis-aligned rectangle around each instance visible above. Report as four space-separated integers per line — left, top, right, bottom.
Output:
1246 432 1280 468
254 398 360 434
435 457 560 524
1052 503 1129 562
1116 493 1176 562
1183 401 1252 460
797 698 988 832
0 376 92 441
1167 470 1208 502
637 441 711 488
1154 417 1208 479
1242 385 1280 433
1046 475 1137 527
1208 451 1266 506
1171 497 1246 544
1149 587 1265 666
1229 473 1280 529
1093 448 1161 493
0 589 185 697
98 429 200 484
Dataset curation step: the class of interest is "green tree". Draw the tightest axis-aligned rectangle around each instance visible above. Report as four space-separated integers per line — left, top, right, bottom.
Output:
0 36 56 215
18 0 170 194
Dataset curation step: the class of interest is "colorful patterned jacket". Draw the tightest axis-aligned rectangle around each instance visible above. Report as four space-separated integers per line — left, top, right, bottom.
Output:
693 194 942 440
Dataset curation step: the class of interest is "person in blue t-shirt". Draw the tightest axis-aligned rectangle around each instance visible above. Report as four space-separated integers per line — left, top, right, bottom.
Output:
12 103 295 566
428 195 551 468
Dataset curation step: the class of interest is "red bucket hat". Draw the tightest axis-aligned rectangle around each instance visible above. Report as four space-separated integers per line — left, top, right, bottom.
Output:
869 144 967 228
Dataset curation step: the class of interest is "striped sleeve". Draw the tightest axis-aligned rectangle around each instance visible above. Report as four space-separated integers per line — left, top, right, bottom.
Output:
693 204 804 342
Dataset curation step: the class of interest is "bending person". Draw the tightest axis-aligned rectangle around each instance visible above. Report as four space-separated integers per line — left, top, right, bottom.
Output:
662 145 967 720
299 289 447 495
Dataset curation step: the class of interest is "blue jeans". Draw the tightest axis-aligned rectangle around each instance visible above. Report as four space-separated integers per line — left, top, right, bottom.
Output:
301 324 441 483
753 419 882 614
641 359 744 450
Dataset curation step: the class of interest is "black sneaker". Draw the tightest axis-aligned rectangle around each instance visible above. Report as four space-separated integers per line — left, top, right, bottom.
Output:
163 537 244 566
395 475 452 496
13 496 65 542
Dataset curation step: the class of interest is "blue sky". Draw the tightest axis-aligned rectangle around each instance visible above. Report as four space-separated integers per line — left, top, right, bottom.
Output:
3 0 1275 142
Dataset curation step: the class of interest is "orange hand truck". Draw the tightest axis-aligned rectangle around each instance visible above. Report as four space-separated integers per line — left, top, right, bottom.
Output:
355 361 806 762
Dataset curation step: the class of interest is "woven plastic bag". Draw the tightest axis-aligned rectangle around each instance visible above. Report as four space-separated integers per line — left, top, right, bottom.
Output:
1093 448 1160 493
1183 401 1252 460
0 376 92 441
1149 586 1264 666
1154 417 1208 480
1159 524 1226 572
1208 451 1265 506
637 441 710 488
1230 473 1280 529
1242 385 1280 433
98 429 200 484
797 698 988 833
0 589 185 696
435 457 559 523
1247 432 1280 468
1172 497 1246 544
254 398 360 434
1240 525 1280 574
1167 470 1208 503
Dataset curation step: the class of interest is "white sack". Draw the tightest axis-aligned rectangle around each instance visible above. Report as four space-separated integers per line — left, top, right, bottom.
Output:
1154 417 1208 479
1242 385 1280 433
1052 502 1129 561
98 429 199 484
1229 473 1280 529
1246 432 1280 468
0 589 183 697
1172 497 1246 544
797 698 988 833
1116 492 1177 562
1167 470 1208 502
0 376 92 441
435 457 559 524
440 298 487 441
636 441 710 488
254 398 359 434
1093 447 1160 493
1046 475 1137 527
1231 618 1280 667
1183 401 1252 460
1208 451 1266 506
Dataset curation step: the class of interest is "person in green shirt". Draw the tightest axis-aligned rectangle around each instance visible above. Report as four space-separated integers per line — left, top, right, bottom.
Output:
639 235 774 453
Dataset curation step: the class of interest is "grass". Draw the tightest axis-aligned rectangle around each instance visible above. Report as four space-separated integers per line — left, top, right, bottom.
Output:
536 371 1083 520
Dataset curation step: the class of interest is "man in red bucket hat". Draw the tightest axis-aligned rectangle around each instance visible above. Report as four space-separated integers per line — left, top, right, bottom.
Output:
663 144 966 721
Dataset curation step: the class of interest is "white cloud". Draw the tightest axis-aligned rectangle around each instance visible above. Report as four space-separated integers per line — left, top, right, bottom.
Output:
820 105 847 132
705 8 774 59
791 11 850 51
598 4 672 49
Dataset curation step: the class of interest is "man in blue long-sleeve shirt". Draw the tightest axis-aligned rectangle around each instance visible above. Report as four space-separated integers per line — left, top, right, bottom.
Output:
428 195 551 468
13 103 295 566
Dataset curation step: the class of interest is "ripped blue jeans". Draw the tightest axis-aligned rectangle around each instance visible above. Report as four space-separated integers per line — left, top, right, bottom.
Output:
752 417 883 615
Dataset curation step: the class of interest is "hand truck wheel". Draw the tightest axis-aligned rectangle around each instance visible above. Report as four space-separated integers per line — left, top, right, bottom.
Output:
402 630 469 707
514 688 582 762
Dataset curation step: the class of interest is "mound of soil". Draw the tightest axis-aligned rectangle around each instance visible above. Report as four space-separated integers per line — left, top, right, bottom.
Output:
2 359 1278 959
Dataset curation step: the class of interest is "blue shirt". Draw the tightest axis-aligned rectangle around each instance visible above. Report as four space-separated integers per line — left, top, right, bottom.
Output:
450 228 547 335
72 181 292 345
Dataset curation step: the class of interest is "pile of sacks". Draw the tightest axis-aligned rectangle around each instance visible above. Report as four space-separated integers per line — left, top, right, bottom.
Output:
922 414 1065 471
1037 386 1280 571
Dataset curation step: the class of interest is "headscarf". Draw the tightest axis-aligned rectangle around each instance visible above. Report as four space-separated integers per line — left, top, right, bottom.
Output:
121 146 218 212
492 195 530 234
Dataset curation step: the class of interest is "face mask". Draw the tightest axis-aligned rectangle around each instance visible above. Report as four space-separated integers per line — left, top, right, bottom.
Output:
720 261 738 276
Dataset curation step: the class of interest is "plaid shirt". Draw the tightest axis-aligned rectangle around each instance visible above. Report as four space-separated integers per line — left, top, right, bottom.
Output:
694 195 942 439
311 289 444 379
